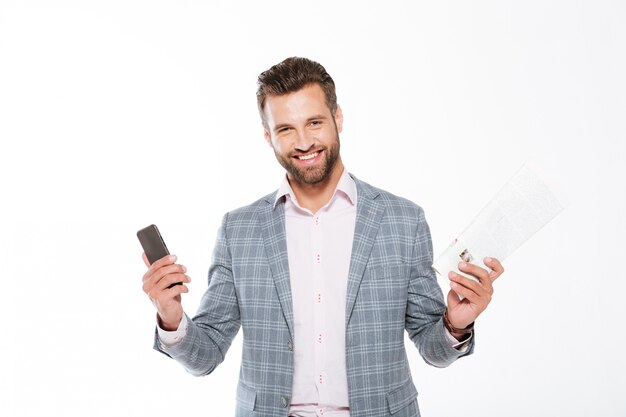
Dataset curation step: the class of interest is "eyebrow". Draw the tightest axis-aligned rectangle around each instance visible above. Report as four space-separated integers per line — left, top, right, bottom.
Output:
273 114 329 133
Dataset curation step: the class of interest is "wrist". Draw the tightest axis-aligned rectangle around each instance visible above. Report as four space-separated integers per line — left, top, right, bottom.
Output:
157 313 182 331
443 308 474 337
450 330 471 342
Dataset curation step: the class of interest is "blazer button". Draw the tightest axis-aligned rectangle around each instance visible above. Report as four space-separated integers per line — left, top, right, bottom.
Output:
281 396 288 407
287 340 293 351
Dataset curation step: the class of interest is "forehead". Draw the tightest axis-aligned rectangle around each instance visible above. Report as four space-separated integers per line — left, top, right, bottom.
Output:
263 84 330 127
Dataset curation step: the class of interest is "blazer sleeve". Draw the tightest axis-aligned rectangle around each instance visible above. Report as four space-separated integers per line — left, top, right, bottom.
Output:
153 212 242 376
404 206 475 367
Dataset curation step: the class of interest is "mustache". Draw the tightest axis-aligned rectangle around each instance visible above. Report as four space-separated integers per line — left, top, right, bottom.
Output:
289 146 325 158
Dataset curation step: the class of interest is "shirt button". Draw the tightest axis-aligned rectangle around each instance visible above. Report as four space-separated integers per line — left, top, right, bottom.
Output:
281 396 288 407
287 340 293 351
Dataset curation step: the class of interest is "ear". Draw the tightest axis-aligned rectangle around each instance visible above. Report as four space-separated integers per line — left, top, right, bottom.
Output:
264 128 273 147
334 104 344 133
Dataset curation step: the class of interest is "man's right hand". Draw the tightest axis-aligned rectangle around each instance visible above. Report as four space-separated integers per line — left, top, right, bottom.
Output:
142 253 191 331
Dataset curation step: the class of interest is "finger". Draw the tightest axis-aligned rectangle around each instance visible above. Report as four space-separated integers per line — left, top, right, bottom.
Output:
164 283 189 298
148 265 188 290
155 273 191 292
458 262 494 294
147 254 177 276
143 258 173 284
143 259 183 285
457 262 490 284
483 257 504 282
151 283 190 304
448 271 485 300
148 279 189 302
143 264 186 295
448 280 483 304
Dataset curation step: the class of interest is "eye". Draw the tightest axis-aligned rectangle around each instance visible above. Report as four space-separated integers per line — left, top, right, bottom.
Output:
310 120 322 127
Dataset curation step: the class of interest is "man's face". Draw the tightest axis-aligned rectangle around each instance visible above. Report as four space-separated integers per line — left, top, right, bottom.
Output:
263 83 343 185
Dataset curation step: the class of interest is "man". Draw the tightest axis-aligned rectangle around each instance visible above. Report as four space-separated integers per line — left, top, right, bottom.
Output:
142 57 504 417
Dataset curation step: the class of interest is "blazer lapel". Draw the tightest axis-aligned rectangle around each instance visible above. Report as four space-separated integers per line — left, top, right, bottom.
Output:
345 178 385 325
258 197 295 339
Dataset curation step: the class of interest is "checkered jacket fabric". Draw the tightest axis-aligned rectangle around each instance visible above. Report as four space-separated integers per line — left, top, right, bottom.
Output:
154 174 473 416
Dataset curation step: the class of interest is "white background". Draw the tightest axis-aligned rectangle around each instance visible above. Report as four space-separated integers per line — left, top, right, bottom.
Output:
1 1 625 416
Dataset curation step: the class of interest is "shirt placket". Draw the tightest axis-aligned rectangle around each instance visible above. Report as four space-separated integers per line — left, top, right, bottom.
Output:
312 212 327 412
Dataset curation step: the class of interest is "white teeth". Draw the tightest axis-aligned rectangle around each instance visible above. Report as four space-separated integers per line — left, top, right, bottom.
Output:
298 152 318 160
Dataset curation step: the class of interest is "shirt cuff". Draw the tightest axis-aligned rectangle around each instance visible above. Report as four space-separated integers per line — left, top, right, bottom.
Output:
444 326 472 352
156 314 188 347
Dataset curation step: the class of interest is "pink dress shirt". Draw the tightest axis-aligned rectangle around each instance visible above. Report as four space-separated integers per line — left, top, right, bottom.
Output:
276 169 357 417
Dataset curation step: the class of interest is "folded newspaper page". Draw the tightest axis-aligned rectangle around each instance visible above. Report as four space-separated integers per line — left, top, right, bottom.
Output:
432 161 566 284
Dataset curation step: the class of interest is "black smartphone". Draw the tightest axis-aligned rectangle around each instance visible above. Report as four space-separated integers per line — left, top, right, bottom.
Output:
137 224 181 288
137 224 170 264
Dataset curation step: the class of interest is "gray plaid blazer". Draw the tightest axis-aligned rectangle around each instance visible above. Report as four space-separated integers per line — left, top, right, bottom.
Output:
155 174 473 417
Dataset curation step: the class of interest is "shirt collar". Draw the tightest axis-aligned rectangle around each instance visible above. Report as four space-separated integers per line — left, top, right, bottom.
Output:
273 168 357 209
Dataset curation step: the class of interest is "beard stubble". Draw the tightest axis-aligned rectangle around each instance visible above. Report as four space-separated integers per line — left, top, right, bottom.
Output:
275 133 340 186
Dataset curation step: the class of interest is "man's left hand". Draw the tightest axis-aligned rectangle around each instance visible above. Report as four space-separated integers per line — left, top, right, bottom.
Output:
446 257 504 331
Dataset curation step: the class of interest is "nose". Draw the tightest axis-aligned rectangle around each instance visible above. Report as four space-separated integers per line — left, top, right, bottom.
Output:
293 128 314 153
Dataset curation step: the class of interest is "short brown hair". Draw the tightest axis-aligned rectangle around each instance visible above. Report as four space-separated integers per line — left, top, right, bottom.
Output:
256 57 337 128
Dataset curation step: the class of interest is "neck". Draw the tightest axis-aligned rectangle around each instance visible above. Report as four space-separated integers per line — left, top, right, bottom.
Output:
288 159 345 213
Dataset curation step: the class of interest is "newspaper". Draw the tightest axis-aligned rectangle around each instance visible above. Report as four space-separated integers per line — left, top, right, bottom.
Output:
432 161 566 284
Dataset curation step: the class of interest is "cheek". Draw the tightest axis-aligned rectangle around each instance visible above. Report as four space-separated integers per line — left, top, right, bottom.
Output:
322 128 339 144
270 137 287 155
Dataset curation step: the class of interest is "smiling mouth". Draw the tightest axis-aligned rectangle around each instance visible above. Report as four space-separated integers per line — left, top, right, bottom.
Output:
294 151 321 161
298 152 318 160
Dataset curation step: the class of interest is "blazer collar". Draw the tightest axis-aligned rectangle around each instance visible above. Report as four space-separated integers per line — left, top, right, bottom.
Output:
259 173 384 335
